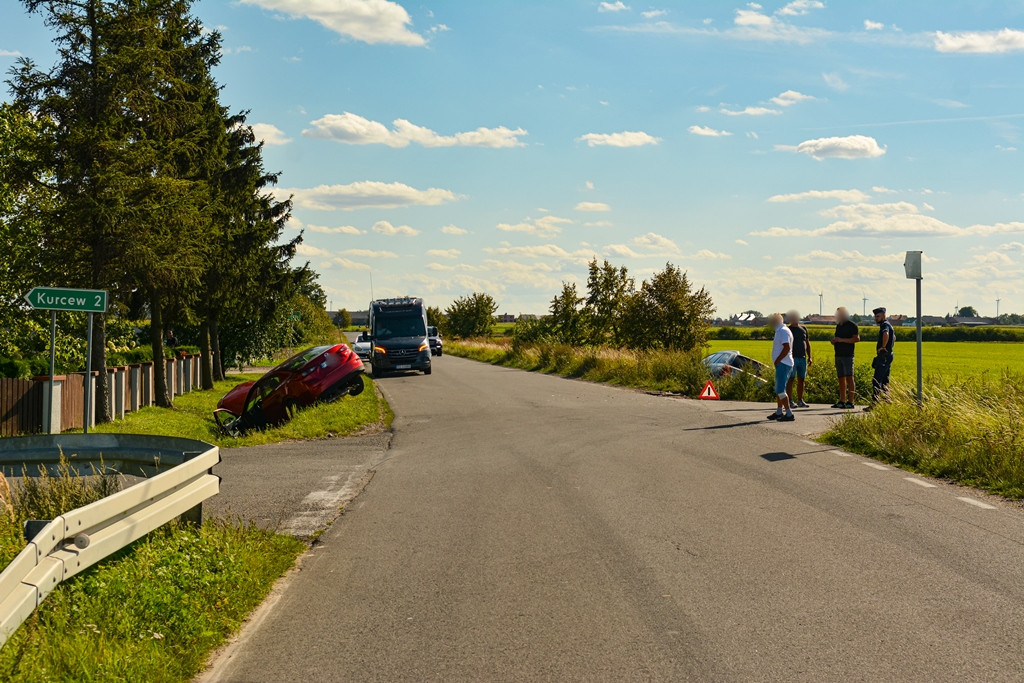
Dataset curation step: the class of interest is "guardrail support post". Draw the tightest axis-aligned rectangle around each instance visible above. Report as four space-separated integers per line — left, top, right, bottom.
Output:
179 503 202 527
142 362 154 406
37 376 63 434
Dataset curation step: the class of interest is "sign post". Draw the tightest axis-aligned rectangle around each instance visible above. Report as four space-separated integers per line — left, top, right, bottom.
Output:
903 252 923 406
24 287 109 434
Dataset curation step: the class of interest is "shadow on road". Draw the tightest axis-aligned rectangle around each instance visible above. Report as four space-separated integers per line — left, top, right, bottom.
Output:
682 420 765 431
760 451 797 462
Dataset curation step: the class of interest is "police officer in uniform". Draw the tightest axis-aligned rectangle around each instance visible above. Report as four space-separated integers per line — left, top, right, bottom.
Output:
868 307 894 410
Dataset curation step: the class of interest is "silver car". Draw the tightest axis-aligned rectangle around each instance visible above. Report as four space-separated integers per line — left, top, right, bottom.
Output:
352 333 372 361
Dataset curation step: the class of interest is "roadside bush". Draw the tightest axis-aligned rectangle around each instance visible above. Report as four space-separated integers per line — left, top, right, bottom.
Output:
823 375 1024 499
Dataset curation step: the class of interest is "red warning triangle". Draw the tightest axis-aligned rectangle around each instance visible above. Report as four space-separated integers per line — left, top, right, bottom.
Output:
699 380 720 400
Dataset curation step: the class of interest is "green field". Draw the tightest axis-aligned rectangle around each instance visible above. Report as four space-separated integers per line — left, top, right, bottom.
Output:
706 339 1024 383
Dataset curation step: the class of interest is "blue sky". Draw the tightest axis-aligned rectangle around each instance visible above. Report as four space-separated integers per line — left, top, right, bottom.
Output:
3 1 1024 318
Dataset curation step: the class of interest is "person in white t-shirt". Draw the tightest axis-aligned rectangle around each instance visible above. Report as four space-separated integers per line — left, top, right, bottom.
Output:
768 312 795 422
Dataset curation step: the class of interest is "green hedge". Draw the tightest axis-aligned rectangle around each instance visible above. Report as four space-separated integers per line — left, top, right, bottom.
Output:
0 345 202 379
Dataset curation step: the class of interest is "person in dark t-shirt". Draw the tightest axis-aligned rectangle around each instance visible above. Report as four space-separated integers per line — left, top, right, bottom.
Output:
785 310 812 408
830 307 860 409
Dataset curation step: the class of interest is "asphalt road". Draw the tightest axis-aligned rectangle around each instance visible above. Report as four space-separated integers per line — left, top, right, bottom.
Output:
204 355 1024 682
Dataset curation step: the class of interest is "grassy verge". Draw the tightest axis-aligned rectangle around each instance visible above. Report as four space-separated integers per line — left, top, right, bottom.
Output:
1 459 305 681
92 373 388 448
821 379 1024 500
0 520 303 682
447 338 872 404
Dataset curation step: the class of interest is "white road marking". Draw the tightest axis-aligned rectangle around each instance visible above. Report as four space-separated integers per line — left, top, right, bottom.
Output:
862 462 889 471
830 449 852 457
279 470 366 537
957 497 996 510
903 477 937 488
803 440 819 447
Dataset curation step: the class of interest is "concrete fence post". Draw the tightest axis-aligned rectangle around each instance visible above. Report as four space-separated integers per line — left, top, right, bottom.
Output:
129 364 141 412
113 367 126 420
182 355 193 394
175 357 184 396
166 359 176 398
36 376 64 434
142 362 154 407
106 369 116 419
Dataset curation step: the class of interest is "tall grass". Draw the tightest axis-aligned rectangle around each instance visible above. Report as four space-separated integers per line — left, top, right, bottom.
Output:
449 338 875 404
823 377 1024 499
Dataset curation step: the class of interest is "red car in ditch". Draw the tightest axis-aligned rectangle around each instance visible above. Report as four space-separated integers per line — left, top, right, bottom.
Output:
213 344 365 435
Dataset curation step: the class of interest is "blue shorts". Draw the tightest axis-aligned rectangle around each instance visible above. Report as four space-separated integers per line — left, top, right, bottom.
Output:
792 357 807 380
775 364 793 396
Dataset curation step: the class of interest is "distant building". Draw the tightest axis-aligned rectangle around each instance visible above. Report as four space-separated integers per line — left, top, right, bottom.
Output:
517 314 538 322
806 314 837 326
497 313 517 323
951 316 998 327
348 310 369 327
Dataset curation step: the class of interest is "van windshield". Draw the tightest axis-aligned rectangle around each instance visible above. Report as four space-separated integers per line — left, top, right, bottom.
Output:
374 315 426 340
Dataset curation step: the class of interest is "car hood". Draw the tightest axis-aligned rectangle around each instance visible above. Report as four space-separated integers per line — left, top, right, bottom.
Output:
217 381 254 415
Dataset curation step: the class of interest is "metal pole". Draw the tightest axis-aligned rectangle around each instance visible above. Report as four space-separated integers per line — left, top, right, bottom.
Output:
48 311 56 433
84 312 93 434
916 278 923 406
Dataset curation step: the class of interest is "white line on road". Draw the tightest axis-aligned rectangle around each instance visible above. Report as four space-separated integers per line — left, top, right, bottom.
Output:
830 450 852 457
904 477 937 488
862 462 889 471
957 497 997 510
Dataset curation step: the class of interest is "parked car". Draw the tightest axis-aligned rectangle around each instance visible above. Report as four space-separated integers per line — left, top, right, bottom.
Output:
213 344 364 435
352 332 372 360
703 350 768 380
427 326 443 357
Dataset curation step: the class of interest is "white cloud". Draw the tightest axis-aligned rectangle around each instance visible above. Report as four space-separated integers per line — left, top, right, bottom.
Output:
793 250 907 264
694 249 731 260
770 90 815 107
996 145 1018 152
934 29 1024 54
970 251 1014 266
768 189 871 203
304 112 527 148
340 248 397 258
331 257 372 271
426 262 455 271
0 49 23 57
238 0 426 46
695 105 711 112
728 7 829 43
752 201 1024 239
575 201 611 212
872 186 898 194
484 243 593 264
296 244 333 258
307 224 365 235
777 0 823 16
427 248 461 259
822 72 848 91
779 135 886 160
598 1 630 12
497 215 574 238
372 220 420 236
605 232 680 258
442 224 469 235
585 180 595 190
642 10 666 19
735 239 749 246
585 220 614 227
277 181 459 211
864 20 884 31
746 131 759 139
577 131 661 147
720 105 781 116
689 125 733 137
249 122 292 146
998 241 1024 254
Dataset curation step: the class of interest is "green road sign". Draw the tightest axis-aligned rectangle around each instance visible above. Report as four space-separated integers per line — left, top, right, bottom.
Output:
24 287 109 313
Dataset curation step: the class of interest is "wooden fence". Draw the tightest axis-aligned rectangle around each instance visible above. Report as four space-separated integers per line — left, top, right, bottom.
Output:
0 379 43 437
0 354 204 437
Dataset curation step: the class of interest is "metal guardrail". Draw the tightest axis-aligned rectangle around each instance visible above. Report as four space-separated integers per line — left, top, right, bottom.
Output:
0 434 220 648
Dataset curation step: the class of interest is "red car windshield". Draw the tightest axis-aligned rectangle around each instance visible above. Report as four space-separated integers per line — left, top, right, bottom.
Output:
277 345 331 372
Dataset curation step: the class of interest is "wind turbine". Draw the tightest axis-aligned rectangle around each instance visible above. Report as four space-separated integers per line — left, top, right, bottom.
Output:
862 292 868 317
818 292 824 317
996 297 1001 318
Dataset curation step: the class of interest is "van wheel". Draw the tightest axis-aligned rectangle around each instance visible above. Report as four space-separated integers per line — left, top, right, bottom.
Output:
371 365 382 379
423 367 432 375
